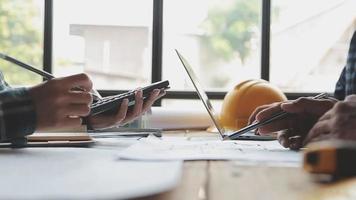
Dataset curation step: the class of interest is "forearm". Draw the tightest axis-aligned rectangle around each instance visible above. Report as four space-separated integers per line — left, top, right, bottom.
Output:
0 88 36 142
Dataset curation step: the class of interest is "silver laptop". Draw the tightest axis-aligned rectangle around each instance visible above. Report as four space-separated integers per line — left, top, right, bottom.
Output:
175 50 275 141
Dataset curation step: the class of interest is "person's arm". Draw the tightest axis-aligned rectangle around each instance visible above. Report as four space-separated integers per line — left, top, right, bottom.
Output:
0 88 36 142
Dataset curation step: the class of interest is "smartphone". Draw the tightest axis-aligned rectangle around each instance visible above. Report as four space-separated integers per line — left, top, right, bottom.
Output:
89 80 170 116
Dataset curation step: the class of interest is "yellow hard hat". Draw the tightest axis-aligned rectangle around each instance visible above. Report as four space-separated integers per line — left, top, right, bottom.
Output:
220 79 287 131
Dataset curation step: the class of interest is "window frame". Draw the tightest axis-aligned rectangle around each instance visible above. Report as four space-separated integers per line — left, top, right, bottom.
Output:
43 0 318 104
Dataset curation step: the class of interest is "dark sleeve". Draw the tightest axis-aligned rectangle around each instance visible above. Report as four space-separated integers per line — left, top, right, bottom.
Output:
334 31 356 100
0 87 36 142
334 67 346 100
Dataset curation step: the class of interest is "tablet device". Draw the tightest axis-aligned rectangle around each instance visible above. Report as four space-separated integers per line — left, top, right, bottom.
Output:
90 80 170 116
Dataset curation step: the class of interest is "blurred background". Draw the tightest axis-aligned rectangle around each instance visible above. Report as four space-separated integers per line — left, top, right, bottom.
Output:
0 0 355 108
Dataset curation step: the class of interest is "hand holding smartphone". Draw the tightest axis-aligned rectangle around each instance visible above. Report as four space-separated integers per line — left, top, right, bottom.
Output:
89 80 170 116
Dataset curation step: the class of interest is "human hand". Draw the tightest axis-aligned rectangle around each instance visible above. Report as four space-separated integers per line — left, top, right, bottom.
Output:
248 97 335 149
305 95 356 145
87 88 165 129
29 73 93 131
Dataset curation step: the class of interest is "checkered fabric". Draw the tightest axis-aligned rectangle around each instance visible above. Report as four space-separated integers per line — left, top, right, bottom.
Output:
0 71 35 142
335 30 356 100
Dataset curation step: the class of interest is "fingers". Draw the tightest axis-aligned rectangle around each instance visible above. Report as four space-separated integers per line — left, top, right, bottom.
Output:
123 89 160 123
257 118 292 134
277 130 293 148
277 129 298 147
318 110 332 121
253 102 295 134
88 88 167 129
89 98 130 129
281 97 334 115
66 91 93 104
318 101 356 122
126 90 144 120
58 73 93 92
345 94 356 102
289 136 303 150
142 89 161 113
333 101 356 114
254 103 283 122
277 130 303 150
304 120 331 145
112 98 129 124
57 92 92 117
248 104 275 125
63 104 91 116
154 89 166 100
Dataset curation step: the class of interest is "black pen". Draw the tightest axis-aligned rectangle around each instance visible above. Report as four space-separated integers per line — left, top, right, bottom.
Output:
0 53 54 80
224 92 329 140
0 52 102 100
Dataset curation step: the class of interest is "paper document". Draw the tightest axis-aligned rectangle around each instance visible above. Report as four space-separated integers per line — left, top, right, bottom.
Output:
117 138 302 165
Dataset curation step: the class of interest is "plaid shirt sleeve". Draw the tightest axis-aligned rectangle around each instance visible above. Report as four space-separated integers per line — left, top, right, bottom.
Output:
0 72 36 142
334 30 356 100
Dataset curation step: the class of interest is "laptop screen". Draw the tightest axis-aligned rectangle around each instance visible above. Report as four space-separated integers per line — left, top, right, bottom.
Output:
175 50 225 138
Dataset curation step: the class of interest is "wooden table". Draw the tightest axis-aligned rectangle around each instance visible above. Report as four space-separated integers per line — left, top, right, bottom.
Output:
138 131 356 200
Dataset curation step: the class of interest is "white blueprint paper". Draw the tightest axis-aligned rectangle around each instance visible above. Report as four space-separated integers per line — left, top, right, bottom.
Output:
117 137 302 165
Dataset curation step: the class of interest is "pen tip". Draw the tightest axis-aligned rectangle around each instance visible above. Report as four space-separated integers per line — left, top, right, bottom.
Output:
223 136 230 141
